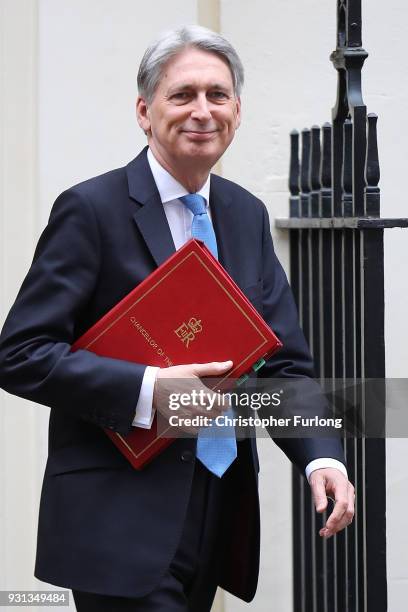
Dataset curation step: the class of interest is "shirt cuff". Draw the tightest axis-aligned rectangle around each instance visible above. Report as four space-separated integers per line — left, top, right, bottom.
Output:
305 458 348 483
132 366 159 429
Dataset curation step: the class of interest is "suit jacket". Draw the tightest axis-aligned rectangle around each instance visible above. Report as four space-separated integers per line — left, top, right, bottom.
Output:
0 147 345 601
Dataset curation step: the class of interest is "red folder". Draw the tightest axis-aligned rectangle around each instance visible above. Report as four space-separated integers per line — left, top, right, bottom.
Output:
71 239 282 468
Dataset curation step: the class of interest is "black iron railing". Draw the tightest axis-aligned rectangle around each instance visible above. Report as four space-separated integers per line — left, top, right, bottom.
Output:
276 1 408 611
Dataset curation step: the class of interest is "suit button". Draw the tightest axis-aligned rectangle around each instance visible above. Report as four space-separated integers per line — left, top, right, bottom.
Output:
181 450 193 463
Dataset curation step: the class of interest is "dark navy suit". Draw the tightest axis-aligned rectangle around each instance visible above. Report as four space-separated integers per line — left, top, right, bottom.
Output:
0 148 345 603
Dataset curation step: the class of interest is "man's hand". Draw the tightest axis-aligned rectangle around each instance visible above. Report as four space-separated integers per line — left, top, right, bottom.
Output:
309 468 355 538
153 361 233 434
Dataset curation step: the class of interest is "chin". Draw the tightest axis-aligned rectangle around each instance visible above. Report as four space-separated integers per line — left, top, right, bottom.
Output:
184 142 224 159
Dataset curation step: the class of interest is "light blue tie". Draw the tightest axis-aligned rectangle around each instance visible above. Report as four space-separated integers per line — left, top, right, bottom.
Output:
180 193 237 478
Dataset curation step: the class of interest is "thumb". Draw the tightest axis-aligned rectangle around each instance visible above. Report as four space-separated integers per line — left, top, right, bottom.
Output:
310 477 328 513
192 360 233 377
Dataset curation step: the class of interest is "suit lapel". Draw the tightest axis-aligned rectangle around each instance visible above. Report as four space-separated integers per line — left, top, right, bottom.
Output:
210 176 244 288
126 151 243 285
126 148 175 267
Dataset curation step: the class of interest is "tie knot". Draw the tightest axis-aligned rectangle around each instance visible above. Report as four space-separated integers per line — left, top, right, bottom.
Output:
180 193 207 216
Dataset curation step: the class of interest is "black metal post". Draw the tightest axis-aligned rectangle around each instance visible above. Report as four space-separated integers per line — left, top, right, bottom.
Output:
277 1 408 610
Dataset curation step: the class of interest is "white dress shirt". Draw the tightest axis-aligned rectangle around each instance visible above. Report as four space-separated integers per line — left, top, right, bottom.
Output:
132 147 348 483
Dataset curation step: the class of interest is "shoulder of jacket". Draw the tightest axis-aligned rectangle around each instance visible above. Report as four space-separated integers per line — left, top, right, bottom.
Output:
210 173 265 210
63 166 127 199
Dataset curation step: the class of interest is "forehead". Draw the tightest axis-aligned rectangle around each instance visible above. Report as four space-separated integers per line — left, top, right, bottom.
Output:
159 47 234 89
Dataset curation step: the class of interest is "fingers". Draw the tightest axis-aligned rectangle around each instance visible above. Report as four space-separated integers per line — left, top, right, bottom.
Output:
155 360 233 380
344 482 355 526
155 361 233 385
309 474 329 514
309 468 355 538
153 361 235 431
178 423 200 436
171 388 229 419
320 480 355 538
190 361 233 417
191 360 233 377
154 361 234 418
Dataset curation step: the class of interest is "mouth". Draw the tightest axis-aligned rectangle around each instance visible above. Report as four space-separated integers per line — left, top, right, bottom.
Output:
181 130 218 141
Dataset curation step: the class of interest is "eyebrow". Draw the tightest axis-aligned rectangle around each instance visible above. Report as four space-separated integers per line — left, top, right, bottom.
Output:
167 83 232 95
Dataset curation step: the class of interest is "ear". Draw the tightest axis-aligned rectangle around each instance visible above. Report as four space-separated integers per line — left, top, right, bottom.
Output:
136 96 151 134
235 96 242 130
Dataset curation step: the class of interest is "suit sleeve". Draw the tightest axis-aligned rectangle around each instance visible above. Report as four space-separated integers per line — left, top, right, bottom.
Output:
258 204 346 472
0 188 146 436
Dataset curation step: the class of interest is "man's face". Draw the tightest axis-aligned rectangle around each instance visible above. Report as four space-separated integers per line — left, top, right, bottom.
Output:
137 47 241 175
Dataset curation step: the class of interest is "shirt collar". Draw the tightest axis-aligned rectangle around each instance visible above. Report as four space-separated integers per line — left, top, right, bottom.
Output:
147 147 210 207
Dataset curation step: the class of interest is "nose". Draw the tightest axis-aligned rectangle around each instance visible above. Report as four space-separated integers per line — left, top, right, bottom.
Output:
190 93 212 121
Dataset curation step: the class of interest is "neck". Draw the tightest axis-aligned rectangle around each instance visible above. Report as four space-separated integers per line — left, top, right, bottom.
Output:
148 143 211 193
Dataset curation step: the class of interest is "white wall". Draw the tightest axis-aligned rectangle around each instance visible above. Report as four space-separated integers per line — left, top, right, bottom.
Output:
38 0 196 222
0 0 42 602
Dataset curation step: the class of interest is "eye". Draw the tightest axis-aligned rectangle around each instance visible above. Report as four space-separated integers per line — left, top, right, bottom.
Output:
170 92 191 102
208 91 229 100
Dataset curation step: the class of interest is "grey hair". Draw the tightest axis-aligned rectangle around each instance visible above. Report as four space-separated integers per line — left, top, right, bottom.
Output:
137 25 244 103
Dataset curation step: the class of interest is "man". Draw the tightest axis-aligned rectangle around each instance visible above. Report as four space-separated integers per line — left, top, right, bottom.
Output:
0 25 354 611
